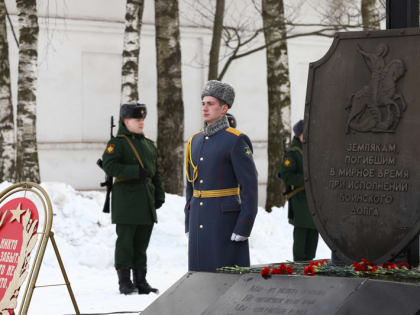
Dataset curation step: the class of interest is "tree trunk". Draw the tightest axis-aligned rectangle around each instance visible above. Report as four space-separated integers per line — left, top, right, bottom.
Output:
208 0 225 80
0 2 16 182
262 0 291 212
121 0 145 105
15 0 40 183
154 0 184 195
361 0 380 30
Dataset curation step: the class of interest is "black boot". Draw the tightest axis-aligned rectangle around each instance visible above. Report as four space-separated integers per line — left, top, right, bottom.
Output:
133 268 158 294
116 269 136 295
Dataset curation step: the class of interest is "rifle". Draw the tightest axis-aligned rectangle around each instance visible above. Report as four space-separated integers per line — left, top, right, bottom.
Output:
97 116 116 213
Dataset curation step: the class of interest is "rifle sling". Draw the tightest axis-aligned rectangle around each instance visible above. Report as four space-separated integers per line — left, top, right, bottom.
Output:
119 134 145 169
285 186 305 201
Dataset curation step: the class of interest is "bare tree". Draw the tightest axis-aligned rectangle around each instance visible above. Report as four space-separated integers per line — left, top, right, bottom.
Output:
15 0 40 183
183 0 353 81
262 0 291 211
208 0 225 80
155 0 184 195
320 0 383 31
121 0 145 105
362 0 380 29
0 1 16 182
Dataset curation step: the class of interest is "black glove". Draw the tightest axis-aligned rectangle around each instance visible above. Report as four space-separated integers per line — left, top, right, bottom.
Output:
155 200 164 209
139 167 150 179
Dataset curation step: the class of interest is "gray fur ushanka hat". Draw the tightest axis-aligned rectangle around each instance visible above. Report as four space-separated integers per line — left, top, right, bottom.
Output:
201 80 235 108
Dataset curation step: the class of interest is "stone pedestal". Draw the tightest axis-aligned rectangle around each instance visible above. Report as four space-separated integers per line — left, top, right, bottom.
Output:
142 272 420 315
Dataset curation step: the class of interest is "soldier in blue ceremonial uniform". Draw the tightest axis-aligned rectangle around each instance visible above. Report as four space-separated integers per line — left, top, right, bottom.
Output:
185 80 258 272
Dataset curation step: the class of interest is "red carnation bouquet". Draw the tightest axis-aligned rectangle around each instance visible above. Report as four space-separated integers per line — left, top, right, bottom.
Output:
260 264 293 279
304 259 328 276
218 258 418 282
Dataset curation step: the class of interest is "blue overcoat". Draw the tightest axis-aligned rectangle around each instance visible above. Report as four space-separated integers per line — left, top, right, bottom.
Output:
185 127 258 271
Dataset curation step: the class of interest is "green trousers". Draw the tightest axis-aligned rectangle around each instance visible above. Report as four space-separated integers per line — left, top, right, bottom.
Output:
293 227 319 261
115 224 154 270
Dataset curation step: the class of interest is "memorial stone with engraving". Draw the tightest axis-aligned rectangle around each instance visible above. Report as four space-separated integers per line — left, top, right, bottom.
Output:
303 28 420 266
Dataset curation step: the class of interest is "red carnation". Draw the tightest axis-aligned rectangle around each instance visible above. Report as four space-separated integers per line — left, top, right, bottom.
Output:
304 265 315 276
260 267 270 277
354 258 374 271
287 266 293 274
271 267 281 275
399 262 410 269
309 260 320 268
279 264 287 273
383 262 393 269
271 264 290 275
353 262 363 271
371 266 378 273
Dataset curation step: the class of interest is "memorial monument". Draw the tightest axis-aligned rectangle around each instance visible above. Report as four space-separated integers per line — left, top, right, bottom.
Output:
304 23 420 267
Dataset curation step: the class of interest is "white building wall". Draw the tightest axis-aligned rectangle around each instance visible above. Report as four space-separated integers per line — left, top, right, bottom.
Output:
4 0 333 206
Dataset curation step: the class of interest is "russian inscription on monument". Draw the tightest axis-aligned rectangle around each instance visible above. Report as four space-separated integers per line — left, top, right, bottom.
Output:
304 29 420 264
329 142 408 219
204 275 365 315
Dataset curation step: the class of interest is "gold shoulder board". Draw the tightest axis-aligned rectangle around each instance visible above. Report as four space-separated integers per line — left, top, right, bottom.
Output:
225 127 242 136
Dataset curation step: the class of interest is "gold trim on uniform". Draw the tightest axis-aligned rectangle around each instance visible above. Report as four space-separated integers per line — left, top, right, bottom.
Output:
193 187 240 198
106 144 115 154
225 127 242 136
284 158 292 167
185 130 204 184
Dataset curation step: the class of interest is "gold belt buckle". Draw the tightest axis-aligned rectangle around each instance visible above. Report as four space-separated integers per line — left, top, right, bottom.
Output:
197 190 202 198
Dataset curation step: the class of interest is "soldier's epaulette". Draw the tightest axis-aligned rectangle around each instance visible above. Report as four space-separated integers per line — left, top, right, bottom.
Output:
225 127 242 136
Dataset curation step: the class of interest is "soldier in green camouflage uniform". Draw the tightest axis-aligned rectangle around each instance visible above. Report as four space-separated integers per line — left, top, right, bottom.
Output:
278 120 318 261
102 103 165 294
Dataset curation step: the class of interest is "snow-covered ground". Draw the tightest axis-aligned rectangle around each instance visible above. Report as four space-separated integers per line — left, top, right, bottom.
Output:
0 182 331 314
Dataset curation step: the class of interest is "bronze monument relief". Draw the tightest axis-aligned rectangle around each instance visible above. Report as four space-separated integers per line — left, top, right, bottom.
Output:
304 29 420 265
346 44 406 133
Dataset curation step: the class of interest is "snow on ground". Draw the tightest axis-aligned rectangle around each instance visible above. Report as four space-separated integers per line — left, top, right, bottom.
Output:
1 182 331 314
